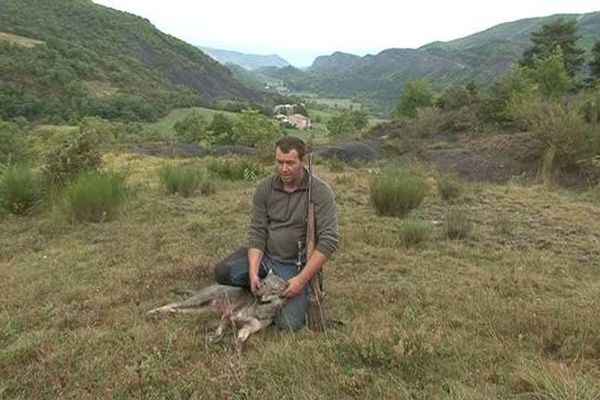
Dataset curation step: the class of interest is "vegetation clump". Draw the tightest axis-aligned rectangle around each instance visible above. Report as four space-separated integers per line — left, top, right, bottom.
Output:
437 173 463 201
61 172 131 222
399 218 431 247
370 166 426 217
444 208 472 240
0 165 42 215
159 165 214 197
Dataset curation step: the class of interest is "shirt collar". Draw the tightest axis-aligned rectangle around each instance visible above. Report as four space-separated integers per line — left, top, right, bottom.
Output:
273 168 309 192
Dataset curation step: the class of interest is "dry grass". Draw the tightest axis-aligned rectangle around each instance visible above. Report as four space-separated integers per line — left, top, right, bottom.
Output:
1 153 600 399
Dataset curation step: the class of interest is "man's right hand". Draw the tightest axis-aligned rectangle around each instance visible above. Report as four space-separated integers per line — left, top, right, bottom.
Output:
250 274 260 295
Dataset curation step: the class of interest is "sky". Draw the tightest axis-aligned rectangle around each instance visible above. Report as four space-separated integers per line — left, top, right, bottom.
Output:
92 1 599 67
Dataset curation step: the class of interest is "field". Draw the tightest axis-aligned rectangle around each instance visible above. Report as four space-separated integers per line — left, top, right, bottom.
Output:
1 152 600 399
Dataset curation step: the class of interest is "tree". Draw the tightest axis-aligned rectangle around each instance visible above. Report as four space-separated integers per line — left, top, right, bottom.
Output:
207 113 233 143
521 18 584 76
173 113 208 143
326 110 369 137
230 111 280 148
527 48 574 99
590 41 600 80
395 79 434 118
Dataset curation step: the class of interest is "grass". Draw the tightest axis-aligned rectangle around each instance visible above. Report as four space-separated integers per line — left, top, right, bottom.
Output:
159 164 215 197
1 153 600 398
60 172 131 222
370 166 427 217
0 165 42 215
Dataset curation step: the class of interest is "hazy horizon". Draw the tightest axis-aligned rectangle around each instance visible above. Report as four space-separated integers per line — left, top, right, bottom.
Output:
92 1 600 67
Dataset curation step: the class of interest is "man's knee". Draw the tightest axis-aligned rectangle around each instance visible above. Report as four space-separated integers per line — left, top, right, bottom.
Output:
274 313 305 331
213 247 249 286
213 261 230 285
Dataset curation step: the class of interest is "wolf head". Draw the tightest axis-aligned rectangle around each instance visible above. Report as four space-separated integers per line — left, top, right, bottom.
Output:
256 269 288 302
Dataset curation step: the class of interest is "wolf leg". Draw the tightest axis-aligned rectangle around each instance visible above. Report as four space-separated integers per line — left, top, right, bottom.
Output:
233 318 272 350
207 313 231 344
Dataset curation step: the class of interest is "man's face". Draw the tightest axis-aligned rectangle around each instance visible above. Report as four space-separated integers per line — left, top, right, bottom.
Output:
275 147 304 186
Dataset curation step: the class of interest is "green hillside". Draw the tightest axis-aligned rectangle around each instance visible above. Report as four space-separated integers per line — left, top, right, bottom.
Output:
0 0 263 122
263 12 600 115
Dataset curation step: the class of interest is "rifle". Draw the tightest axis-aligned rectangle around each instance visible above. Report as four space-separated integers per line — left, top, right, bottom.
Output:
305 152 327 332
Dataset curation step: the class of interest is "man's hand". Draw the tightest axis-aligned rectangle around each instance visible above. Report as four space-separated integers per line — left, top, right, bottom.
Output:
250 274 260 295
282 275 308 298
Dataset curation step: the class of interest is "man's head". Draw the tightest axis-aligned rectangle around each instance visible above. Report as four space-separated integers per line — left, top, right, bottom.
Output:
275 136 306 187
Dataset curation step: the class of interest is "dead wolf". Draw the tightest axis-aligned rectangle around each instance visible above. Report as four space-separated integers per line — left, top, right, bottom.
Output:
146 270 288 348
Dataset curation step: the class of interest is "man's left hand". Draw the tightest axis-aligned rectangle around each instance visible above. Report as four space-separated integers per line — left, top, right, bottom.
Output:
282 275 308 298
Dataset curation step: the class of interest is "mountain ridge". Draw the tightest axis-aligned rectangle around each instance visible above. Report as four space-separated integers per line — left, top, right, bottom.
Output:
0 0 264 121
200 46 290 70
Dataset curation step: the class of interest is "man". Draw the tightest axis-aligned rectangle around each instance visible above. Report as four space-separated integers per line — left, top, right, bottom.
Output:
214 136 339 330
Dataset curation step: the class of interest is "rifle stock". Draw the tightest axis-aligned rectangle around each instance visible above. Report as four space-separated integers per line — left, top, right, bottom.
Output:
305 154 327 332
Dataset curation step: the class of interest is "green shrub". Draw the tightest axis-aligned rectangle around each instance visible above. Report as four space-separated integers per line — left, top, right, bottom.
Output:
399 218 431 247
62 173 131 222
437 173 463 201
0 120 28 165
515 100 588 168
206 158 263 182
445 209 472 240
396 79 434 118
159 165 214 197
43 124 102 186
0 165 42 215
370 166 426 217
174 113 209 143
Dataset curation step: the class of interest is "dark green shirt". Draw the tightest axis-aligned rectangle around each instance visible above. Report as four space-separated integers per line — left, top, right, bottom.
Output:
247 170 339 261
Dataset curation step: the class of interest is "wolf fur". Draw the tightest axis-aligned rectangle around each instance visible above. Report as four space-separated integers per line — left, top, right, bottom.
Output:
146 270 288 348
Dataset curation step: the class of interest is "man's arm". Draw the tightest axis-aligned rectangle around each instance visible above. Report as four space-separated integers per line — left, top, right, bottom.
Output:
248 247 264 295
282 249 328 298
246 179 269 294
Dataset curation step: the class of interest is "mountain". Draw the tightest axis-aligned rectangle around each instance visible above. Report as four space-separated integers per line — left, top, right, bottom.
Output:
311 51 361 72
0 0 263 122
200 47 290 70
281 12 600 115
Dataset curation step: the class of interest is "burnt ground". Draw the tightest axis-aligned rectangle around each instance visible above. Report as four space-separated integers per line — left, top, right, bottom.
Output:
127 122 600 187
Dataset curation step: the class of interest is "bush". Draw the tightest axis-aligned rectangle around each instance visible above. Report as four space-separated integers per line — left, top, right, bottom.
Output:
43 124 102 186
396 79 434 118
399 218 431 247
515 100 589 168
0 165 42 215
437 173 463 201
159 165 214 197
445 209 472 240
0 120 28 165
174 113 209 143
404 106 441 137
326 110 369 137
370 166 426 217
206 158 263 182
62 173 131 222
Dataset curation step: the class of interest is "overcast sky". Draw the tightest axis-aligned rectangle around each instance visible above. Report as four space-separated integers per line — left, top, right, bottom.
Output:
93 1 599 66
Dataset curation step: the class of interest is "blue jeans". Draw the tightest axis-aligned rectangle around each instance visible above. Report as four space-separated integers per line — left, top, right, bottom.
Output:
213 247 308 331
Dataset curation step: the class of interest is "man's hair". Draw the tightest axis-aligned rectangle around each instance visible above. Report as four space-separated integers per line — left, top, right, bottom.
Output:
275 136 306 159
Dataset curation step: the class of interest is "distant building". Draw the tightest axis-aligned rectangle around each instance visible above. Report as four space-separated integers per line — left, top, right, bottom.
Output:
288 114 312 130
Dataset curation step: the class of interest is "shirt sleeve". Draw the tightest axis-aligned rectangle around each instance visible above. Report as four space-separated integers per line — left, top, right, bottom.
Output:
246 178 269 251
314 182 339 258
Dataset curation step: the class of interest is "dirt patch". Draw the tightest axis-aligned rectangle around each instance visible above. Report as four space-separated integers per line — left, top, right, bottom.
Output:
366 121 600 186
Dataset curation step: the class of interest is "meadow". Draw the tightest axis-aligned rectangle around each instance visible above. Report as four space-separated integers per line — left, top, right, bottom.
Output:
1 152 599 399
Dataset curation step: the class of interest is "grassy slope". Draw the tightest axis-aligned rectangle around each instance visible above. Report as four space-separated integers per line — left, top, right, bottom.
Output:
1 154 600 398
